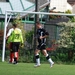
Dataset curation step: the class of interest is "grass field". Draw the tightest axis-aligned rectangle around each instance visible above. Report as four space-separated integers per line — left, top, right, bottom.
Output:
0 62 75 75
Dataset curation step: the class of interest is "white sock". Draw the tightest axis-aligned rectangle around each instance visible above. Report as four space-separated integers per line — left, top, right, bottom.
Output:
36 58 40 65
35 54 40 65
48 58 53 64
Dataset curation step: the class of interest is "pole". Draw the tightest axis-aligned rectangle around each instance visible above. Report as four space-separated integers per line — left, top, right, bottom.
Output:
34 0 39 51
6 10 75 16
2 11 8 62
33 0 39 62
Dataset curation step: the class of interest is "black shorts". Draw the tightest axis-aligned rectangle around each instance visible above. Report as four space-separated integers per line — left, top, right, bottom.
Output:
37 44 46 50
11 42 20 52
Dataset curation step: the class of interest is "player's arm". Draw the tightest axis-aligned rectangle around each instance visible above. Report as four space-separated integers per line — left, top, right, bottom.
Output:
6 28 13 39
40 32 49 39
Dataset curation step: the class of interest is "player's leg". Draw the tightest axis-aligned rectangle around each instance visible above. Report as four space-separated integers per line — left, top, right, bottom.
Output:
16 50 19 61
9 50 19 63
8 42 14 63
12 42 17 64
14 52 18 64
14 42 20 64
9 51 14 63
42 49 54 68
34 49 41 67
12 42 20 64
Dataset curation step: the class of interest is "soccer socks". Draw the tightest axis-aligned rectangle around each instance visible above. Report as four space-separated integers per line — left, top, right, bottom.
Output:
13 52 18 64
49 58 54 68
14 57 17 64
46 54 54 64
48 58 54 64
35 54 40 65
9 52 14 63
46 54 54 67
9 51 19 63
14 52 19 61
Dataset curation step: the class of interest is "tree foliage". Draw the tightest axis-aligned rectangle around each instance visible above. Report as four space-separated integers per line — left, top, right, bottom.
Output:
65 10 75 22
57 22 75 50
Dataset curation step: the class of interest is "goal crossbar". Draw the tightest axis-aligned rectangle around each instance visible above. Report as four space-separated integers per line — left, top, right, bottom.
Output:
7 10 75 16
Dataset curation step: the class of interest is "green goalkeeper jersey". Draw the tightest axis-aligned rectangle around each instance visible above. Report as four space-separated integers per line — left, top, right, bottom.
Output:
7 28 23 44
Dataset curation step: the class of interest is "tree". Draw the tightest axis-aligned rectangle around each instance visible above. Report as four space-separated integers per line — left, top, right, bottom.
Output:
65 10 75 22
57 21 75 60
25 29 34 50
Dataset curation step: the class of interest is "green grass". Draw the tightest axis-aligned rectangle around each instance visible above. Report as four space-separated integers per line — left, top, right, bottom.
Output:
0 62 75 75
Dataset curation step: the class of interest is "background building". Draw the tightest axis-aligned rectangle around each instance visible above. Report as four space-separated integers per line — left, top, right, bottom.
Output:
67 0 75 13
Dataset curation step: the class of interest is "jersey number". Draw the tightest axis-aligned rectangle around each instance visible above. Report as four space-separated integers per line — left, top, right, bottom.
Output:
15 34 20 39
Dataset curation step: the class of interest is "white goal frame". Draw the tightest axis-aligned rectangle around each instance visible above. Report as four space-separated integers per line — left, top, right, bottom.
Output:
2 10 75 62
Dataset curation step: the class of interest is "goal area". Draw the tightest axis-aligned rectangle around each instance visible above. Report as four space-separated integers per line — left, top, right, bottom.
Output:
2 10 75 62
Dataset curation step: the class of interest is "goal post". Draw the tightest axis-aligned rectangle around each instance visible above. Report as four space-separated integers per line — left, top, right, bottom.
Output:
2 11 12 62
2 10 75 62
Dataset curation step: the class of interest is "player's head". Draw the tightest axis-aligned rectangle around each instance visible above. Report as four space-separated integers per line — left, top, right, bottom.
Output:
36 21 42 29
13 23 17 28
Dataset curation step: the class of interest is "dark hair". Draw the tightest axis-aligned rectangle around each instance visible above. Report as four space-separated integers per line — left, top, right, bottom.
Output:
13 23 17 27
36 21 40 25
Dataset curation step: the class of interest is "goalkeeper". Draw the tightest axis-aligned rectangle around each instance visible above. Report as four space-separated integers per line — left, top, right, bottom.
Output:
6 23 23 64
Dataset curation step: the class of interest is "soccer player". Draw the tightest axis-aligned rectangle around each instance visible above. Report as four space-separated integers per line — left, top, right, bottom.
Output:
6 27 15 63
34 21 54 68
6 23 23 64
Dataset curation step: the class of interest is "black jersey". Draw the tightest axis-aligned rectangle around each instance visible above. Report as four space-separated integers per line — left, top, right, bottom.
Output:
36 28 49 45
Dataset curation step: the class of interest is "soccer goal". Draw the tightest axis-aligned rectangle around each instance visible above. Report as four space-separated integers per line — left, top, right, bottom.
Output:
2 10 75 62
